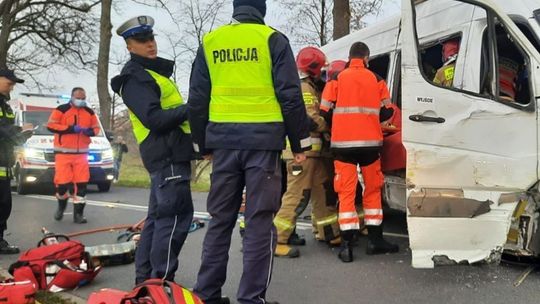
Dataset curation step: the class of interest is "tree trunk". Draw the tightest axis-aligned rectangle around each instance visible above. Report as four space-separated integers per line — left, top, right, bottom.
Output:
96 0 113 130
320 0 326 46
0 0 14 68
333 0 351 40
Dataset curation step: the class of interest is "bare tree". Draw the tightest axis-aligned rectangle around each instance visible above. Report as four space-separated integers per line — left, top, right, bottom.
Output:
0 0 100 87
97 0 113 130
280 0 332 47
280 0 383 47
350 0 383 31
179 0 227 57
333 0 351 40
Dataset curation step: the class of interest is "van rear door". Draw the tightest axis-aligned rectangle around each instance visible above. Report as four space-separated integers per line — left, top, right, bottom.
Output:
401 0 540 268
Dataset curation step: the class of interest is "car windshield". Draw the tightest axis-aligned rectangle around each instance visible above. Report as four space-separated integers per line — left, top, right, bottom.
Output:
535 9 540 27
23 111 53 135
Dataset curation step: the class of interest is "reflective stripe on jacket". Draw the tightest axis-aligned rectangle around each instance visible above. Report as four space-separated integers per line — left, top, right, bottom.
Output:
328 59 383 149
203 23 284 123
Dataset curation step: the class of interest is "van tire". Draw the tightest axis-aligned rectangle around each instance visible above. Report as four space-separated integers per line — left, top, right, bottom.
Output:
98 182 111 192
16 169 30 195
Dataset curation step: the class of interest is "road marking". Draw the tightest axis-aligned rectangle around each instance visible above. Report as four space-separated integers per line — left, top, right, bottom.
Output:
15 193 409 238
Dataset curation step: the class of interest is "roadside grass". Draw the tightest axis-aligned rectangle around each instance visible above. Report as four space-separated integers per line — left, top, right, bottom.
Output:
116 154 211 192
36 291 77 304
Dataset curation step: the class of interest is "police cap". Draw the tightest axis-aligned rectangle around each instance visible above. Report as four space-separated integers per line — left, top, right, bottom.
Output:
0 69 24 83
116 16 155 41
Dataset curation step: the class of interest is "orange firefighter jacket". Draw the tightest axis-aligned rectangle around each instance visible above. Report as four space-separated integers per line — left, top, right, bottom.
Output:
47 103 100 154
322 59 383 150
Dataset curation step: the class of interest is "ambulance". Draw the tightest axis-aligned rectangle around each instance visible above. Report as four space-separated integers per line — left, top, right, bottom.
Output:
322 0 540 267
12 93 114 194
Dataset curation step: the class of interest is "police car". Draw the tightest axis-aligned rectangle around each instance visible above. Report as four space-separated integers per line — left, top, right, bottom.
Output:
11 93 114 194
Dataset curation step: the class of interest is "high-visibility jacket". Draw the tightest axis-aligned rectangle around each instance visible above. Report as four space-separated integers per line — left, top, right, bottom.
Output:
433 63 456 87
47 103 100 154
323 59 383 149
129 69 190 144
202 23 284 124
0 98 17 179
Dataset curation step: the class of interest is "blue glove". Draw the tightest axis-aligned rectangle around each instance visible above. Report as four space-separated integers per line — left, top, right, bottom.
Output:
73 125 83 133
82 128 94 136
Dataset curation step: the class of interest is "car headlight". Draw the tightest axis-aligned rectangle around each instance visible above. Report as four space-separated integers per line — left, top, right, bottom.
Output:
102 148 114 160
24 148 45 160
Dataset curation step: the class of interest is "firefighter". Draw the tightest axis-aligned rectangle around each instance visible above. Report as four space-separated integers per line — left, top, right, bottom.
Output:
274 47 340 258
0 69 29 254
433 38 460 87
320 42 398 263
110 16 194 284
47 87 100 224
188 0 311 302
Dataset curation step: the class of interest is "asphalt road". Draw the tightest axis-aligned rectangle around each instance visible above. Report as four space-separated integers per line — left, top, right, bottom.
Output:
2 185 540 304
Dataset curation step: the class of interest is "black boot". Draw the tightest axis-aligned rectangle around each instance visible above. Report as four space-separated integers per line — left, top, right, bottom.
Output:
73 203 88 224
0 239 19 254
54 199 68 221
366 225 399 255
338 230 355 263
288 231 306 246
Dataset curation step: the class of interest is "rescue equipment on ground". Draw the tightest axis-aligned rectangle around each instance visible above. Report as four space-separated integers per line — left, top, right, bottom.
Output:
0 280 36 304
8 231 101 292
87 279 204 304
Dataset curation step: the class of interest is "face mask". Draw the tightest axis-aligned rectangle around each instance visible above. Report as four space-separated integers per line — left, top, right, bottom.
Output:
72 99 87 108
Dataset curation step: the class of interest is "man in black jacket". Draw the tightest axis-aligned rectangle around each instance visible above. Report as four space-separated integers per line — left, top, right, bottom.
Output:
110 16 194 284
0 69 30 254
189 1 312 303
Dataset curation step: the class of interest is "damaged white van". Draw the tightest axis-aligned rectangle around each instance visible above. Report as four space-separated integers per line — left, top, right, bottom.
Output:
322 0 540 268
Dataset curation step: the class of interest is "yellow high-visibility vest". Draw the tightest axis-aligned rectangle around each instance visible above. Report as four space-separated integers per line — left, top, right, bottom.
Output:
129 69 191 144
203 23 283 123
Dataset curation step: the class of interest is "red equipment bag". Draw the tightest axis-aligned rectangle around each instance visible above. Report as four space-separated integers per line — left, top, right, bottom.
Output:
87 288 128 304
0 280 36 304
8 235 101 292
87 279 204 304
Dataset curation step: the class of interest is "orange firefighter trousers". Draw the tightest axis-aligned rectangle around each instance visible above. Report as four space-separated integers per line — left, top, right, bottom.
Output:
334 158 384 231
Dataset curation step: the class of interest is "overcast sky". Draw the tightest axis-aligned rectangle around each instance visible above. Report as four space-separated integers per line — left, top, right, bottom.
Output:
13 0 400 104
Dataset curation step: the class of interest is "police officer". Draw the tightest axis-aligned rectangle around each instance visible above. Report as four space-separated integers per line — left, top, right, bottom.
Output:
0 68 29 254
188 0 312 303
110 16 194 284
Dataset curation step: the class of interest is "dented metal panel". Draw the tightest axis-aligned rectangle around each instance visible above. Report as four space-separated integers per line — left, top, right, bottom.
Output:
402 0 540 268
407 188 491 217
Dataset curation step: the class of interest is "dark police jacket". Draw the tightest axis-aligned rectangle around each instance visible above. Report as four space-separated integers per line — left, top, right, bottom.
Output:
111 54 193 173
188 6 311 156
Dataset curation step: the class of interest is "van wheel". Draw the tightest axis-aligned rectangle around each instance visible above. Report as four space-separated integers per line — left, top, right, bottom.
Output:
16 170 30 195
98 182 111 192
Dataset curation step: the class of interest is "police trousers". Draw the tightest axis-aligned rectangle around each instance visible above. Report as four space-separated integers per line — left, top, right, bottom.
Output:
275 157 339 243
135 162 194 284
194 149 282 304
0 179 12 234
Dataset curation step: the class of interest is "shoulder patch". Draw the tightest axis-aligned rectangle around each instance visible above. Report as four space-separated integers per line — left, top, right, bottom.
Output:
302 92 314 105
56 103 72 113
82 107 95 115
